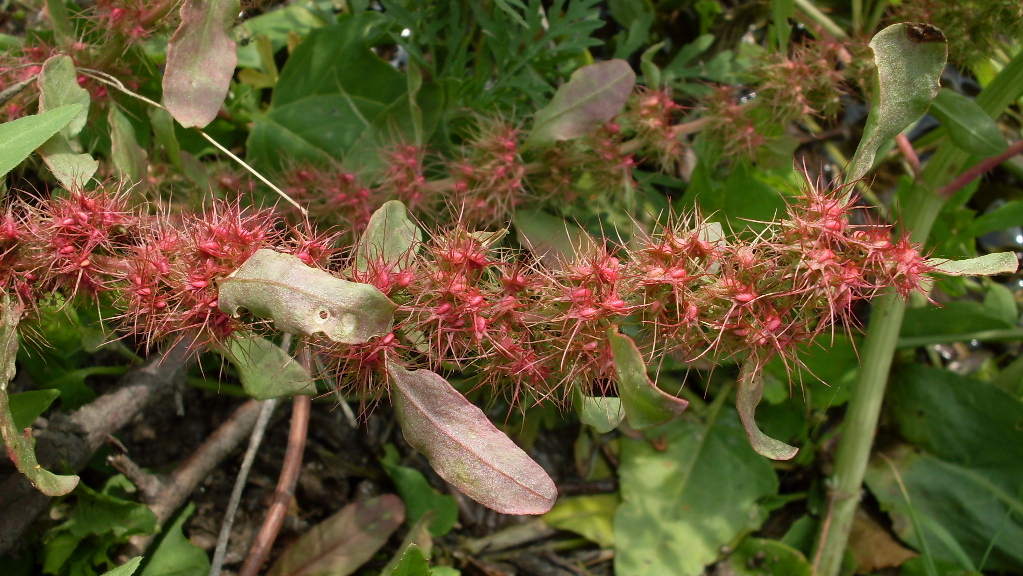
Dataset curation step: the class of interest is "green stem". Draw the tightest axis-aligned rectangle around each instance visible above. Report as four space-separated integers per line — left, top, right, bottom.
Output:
811 48 1023 576
794 0 848 39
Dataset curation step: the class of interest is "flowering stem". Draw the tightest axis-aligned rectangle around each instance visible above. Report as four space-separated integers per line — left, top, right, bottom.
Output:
812 47 1023 576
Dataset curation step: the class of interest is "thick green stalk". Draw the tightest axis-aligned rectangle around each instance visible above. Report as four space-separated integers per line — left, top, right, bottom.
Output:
812 50 1023 576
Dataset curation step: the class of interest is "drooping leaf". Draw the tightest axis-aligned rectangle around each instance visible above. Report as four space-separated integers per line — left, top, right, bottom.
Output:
355 200 422 273
930 88 1007 157
162 0 239 128
525 59 635 148
543 494 618 548
865 365 1023 572
736 358 799 460
845 23 947 185
0 104 83 179
607 327 688 429
0 295 79 497
927 252 1019 276
220 335 316 399
386 362 558 515
614 399 778 576
218 249 395 344
578 395 624 433
267 495 405 576
139 503 209 576
513 210 597 270
381 444 459 537
108 106 147 186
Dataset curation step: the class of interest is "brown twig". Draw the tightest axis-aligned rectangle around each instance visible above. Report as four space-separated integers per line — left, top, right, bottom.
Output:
0 339 194 556
238 386 312 575
119 397 266 558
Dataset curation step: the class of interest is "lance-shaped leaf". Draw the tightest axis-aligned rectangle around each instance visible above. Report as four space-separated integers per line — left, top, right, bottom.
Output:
845 23 946 186
930 88 1007 157
267 495 404 576
608 327 688 430
387 362 558 515
219 249 395 344
736 358 798 460
525 59 635 149
0 104 83 180
927 252 1019 277
162 0 239 128
220 335 316 399
109 106 147 186
354 200 422 273
0 296 80 496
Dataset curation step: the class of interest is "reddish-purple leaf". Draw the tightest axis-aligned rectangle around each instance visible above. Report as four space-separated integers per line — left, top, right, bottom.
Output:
386 362 558 515
162 0 239 128
525 59 635 148
736 358 798 461
266 495 404 576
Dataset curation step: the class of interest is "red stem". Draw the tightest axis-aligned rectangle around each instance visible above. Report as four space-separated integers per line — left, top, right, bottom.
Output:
937 139 1023 199
238 392 311 576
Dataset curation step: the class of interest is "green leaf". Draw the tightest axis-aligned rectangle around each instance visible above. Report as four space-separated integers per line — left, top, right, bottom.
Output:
930 88 1007 157
37 135 99 190
578 394 624 433
267 495 405 576
513 210 597 270
102 557 143 576
0 104 84 179
247 14 442 172
163 0 240 127
386 362 558 515
525 59 635 148
109 105 148 186
543 494 618 548
928 252 1019 276
846 23 947 184
614 400 778 576
966 200 1023 238
726 538 812 576
865 365 1023 572
355 201 422 273
38 55 89 138
218 249 396 344
235 3 327 69
0 296 79 497
388 543 431 576
381 444 459 537
9 389 61 430
220 335 316 399
608 327 688 429
736 358 799 461
139 503 210 576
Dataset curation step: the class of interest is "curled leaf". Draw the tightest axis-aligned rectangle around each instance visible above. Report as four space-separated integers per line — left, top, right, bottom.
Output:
218 249 395 344
387 362 558 515
526 59 636 148
607 327 688 429
162 0 239 128
0 296 80 496
845 23 947 185
736 358 798 461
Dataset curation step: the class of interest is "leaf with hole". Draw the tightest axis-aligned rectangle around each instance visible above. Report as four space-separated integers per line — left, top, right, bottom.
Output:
387 362 558 515
219 249 395 344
